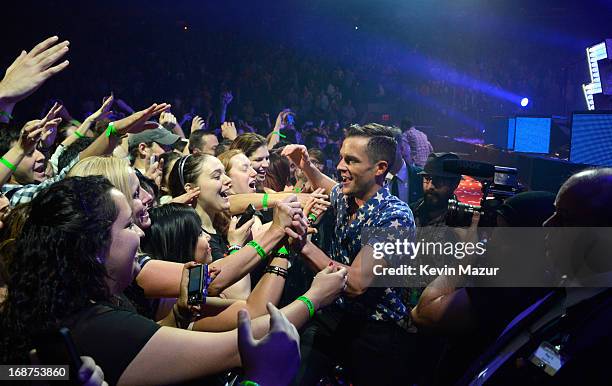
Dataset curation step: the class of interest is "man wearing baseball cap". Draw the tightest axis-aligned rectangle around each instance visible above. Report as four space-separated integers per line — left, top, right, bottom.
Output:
128 125 180 177
410 152 462 228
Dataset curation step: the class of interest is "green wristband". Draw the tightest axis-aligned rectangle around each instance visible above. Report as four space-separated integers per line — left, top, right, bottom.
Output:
308 213 317 222
69 119 82 127
0 157 16 172
276 246 289 256
272 131 287 139
297 295 315 318
74 131 85 139
247 240 267 260
262 193 269 210
105 122 118 138
294 186 302 193
0 111 14 120
240 381 260 386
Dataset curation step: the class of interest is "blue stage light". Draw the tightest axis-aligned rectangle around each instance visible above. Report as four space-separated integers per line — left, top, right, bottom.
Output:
520 97 529 107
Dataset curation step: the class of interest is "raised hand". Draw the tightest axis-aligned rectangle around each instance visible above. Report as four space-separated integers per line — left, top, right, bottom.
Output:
88 94 114 122
191 115 205 132
221 121 237 140
112 103 170 136
145 157 164 187
159 111 178 130
0 36 70 104
170 187 201 206
227 216 255 247
274 110 289 130
237 303 300 386
221 91 233 106
281 144 310 170
17 121 46 154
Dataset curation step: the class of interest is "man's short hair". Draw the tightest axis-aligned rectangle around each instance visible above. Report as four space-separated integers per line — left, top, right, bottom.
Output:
189 130 217 153
346 123 397 170
400 117 414 131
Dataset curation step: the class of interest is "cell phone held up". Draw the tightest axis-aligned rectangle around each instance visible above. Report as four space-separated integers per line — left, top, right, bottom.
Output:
187 264 210 306
236 204 257 228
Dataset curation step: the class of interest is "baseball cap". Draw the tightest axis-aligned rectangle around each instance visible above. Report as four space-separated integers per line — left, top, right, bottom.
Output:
128 125 180 151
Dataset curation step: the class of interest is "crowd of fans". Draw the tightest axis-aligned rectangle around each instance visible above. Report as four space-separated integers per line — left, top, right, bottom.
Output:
0 35 610 386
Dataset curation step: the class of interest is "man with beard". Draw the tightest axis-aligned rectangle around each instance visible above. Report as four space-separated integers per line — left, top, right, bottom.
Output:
410 152 461 230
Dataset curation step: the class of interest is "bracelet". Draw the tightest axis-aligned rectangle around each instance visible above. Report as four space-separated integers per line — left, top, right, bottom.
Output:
308 213 318 223
74 131 85 139
240 381 260 386
294 186 302 193
264 265 288 278
0 111 13 120
105 122 118 138
69 119 82 127
0 157 16 172
272 131 287 138
228 244 242 251
247 240 267 260
262 193 269 211
297 295 315 318
228 244 242 255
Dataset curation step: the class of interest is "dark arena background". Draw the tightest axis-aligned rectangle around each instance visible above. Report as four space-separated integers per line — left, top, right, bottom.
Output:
1 1 612 385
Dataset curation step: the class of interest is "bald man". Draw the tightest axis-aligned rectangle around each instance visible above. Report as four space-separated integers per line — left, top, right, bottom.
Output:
458 168 612 385
543 168 612 285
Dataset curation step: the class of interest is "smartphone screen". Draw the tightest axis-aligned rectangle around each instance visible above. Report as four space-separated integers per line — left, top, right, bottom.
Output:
188 265 203 305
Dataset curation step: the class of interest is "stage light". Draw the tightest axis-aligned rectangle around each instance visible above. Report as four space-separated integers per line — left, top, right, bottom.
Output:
520 98 529 107
582 40 609 110
355 26 359 30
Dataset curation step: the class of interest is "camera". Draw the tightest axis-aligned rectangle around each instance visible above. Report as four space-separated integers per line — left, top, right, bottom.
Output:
187 264 210 305
444 161 522 227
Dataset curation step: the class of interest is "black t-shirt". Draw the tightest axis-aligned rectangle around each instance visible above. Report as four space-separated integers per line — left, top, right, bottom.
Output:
66 304 161 385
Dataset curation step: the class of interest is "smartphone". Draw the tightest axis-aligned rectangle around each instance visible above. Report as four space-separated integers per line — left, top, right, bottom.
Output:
237 204 256 228
33 327 83 384
286 114 295 125
149 155 158 167
187 264 210 305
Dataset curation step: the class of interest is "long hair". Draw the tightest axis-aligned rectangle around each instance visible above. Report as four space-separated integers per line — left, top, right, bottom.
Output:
0 204 32 287
141 204 202 263
69 156 135 208
0 176 117 364
263 151 290 192
168 154 231 235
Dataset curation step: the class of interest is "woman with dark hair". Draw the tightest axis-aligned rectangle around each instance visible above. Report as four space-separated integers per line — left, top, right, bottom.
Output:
168 154 256 299
0 176 347 385
141 203 211 264
168 154 252 263
158 151 182 204
263 151 291 192
139 202 305 332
